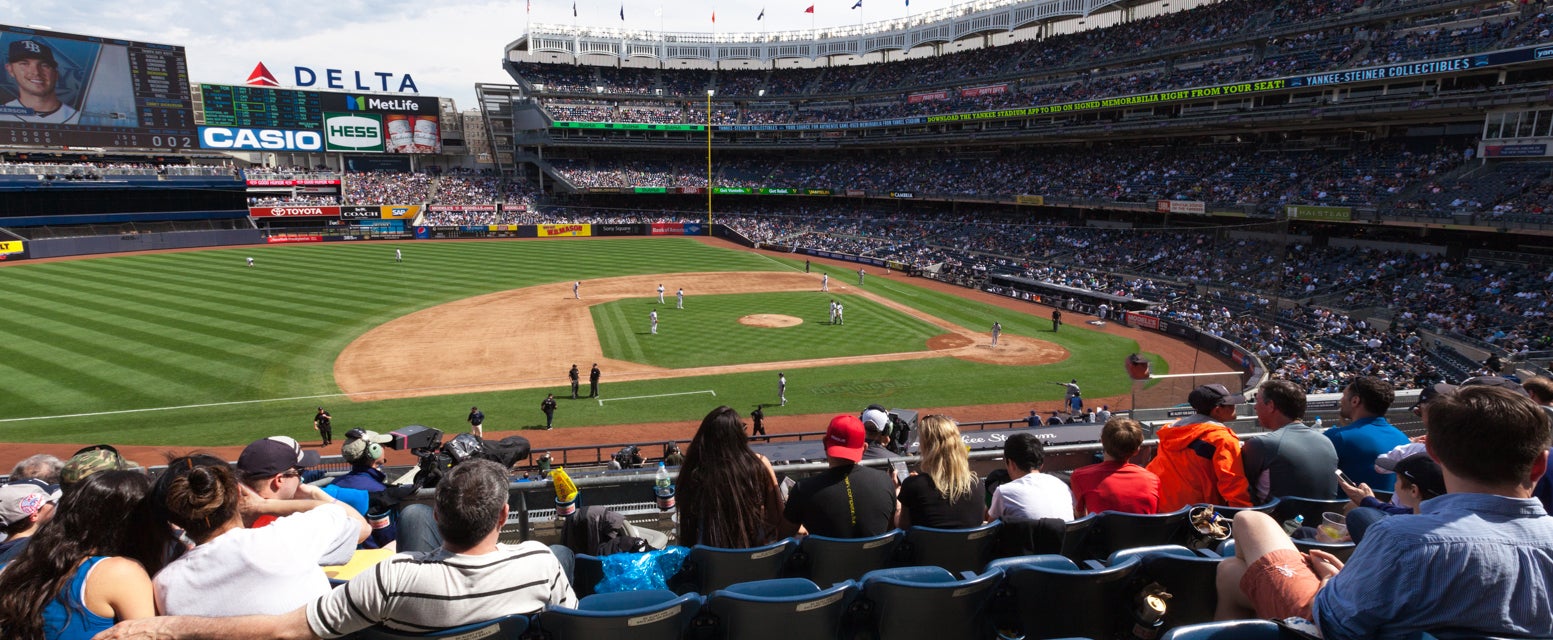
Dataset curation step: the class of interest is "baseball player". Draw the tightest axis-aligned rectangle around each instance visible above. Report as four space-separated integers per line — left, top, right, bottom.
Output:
858 268 865 285
246 257 254 267
657 284 665 304
821 273 829 292
467 406 484 438
804 260 810 273
676 288 684 309
574 281 581 299
395 248 402 262
1053 379 1082 413
991 321 1002 346
650 309 658 335
1 40 79 124
829 300 838 324
836 303 844 325
1052 309 1062 332
778 373 787 406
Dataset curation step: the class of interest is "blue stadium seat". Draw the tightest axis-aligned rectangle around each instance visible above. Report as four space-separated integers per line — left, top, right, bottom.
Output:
571 553 604 598
993 554 1143 640
1292 538 1356 563
858 566 1001 640
1058 514 1098 561
992 517 1068 559
1204 497 1279 520
902 521 1001 574
351 613 531 639
794 529 902 586
535 590 702 640
1162 620 1290 640
704 577 857 640
1088 506 1192 559
1108 545 1224 631
673 538 798 594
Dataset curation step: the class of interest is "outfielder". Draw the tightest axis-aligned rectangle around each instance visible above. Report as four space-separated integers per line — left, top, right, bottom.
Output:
676 288 684 309
395 248 402 262
657 284 665 304
650 309 659 335
246 257 254 267
858 268 865 285
778 372 787 406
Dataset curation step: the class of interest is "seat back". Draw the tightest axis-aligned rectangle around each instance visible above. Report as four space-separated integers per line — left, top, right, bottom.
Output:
353 613 530 639
536 591 702 640
1058 514 1097 562
571 553 604 599
859 567 1001 640
902 521 1001 574
1002 555 1144 640
992 518 1067 559
1204 498 1279 520
1291 538 1356 563
704 578 857 640
1162 619 1288 640
1089 507 1192 559
675 538 798 594
796 529 903 586
1109 545 1223 631
1271 497 1350 526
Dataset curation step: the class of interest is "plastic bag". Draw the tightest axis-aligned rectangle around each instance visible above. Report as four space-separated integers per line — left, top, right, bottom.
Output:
595 546 689 593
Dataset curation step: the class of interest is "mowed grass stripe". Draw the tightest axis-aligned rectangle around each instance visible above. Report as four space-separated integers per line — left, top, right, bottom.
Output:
34 264 350 332
0 330 167 409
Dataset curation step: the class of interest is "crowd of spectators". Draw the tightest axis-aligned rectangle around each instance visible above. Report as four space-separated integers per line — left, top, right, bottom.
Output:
343 171 434 205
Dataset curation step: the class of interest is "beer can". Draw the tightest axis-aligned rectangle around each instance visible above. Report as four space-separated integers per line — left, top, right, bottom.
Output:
412 115 440 153
385 115 413 153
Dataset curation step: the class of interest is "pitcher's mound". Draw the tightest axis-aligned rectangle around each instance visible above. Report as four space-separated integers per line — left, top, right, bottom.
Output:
739 314 803 328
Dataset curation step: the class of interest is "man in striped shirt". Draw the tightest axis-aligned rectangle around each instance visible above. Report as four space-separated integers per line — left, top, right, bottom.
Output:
93 459 577 640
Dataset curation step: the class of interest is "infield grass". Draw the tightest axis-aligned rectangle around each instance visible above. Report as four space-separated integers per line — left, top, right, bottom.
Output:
0 238 1165 446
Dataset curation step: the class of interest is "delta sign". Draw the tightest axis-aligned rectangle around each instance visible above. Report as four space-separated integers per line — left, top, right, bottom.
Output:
247 61 419 93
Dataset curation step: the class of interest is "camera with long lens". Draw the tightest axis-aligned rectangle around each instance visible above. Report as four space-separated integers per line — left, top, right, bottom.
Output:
386 424 531 488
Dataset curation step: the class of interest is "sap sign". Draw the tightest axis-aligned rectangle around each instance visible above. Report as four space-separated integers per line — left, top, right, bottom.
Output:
200 127 324 152
295 67 419 93
324 113 384 152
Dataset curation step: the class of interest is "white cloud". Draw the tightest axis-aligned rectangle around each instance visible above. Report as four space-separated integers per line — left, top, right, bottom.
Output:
8 0 965 107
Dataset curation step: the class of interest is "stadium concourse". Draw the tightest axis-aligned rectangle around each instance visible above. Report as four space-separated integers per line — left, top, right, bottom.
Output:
0 239 1225 472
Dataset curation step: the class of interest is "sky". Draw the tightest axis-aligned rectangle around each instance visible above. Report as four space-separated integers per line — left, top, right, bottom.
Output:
2 0 970 109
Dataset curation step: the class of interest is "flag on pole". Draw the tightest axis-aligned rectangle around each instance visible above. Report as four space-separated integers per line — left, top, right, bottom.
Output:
572 1 577 16
620 5 625 19
851 0 861 8
804 4 814 12
711 10 716 22
527 0 531 13
757 7 764 20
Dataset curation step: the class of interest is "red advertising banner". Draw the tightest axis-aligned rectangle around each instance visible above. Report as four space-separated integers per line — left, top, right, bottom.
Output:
1125 312 1160 330
249 206 341 217
1155 200 1207 215
427 205 498 212
907 90 950 104
650 223 685 235
266 235 323 243
673 187 706 195
960 84 1007 98
245 179 341 187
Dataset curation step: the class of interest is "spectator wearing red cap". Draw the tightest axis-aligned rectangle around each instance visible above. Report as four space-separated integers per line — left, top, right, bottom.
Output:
781 415 897 538
1146 384 1253 510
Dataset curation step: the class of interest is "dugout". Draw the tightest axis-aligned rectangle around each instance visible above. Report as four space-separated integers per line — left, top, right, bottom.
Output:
986 273 1155 314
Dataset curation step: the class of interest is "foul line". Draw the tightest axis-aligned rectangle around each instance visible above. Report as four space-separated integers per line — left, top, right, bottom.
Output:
599 390 716 406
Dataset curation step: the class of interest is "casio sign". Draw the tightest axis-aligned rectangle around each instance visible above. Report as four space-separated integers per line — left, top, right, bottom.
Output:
325 114 383 149
200 127 323 151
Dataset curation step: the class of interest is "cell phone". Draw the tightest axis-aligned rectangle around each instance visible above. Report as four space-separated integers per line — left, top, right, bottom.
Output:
1335 469 1355 485
891 460 910 484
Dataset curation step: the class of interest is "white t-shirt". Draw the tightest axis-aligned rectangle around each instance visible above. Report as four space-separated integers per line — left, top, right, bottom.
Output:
989 471 1074 522
0 99 78 124
154 503 359 616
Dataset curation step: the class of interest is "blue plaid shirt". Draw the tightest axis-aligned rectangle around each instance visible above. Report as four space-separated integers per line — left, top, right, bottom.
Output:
1314 492 1553 640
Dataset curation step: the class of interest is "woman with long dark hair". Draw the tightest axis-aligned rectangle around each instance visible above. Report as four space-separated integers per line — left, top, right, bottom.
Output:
897 415 986 528
677 406 785 548
0 470 171 640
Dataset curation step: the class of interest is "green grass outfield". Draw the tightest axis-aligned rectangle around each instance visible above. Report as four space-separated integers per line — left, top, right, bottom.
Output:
0 238 1163 446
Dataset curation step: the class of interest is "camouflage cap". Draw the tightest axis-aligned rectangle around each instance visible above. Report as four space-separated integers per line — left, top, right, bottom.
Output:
60 447 139 486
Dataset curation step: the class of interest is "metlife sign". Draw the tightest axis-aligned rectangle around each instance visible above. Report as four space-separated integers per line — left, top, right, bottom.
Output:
200 127 323 152
324 113 384 152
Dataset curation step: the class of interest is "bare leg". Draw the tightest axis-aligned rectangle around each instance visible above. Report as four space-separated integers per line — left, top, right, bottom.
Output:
1215 511 1299 620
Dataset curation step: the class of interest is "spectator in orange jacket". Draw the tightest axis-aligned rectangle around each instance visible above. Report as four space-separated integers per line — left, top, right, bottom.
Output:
1146 384 1252 510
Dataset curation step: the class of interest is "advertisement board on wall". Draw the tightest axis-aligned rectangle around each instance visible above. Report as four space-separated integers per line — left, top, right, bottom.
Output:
1285 205 1353 221
0 24 195 149
1156 200 1207 215
537 223 591 237
196 83 440 154
339 206 378 219
249 206 340 217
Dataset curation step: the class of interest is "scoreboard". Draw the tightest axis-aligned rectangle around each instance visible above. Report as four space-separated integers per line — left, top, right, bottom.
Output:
0 24 196 149
194 84 322 131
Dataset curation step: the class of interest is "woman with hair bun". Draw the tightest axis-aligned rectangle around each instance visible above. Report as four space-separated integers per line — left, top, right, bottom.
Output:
677 406 785 548
150 454 368 617
0 470 171 640
897 415 986 528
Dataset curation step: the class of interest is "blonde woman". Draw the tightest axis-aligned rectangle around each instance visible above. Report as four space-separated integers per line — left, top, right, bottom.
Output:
896 415 986 528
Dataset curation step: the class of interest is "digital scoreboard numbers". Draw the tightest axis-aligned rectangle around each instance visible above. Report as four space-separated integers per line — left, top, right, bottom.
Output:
0 25 197 149
196 84 322 130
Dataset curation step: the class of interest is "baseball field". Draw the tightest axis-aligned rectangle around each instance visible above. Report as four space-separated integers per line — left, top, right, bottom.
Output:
0 236 1171 452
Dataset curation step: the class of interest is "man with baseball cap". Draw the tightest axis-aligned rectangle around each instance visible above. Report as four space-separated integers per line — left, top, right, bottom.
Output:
0 480 60 564
2 38 78 124
236 436 364 530
781 415 897 537
1146 383 1253 510
859 408 898 460
59 444 139 492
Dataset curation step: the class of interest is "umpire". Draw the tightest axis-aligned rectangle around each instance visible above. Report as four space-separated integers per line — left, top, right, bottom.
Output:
313 407 333 446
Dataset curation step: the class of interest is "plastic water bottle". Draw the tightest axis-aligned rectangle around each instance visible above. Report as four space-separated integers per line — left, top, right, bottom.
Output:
1311 417 1324 429
654 461 675 511
1282 514 1305 536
